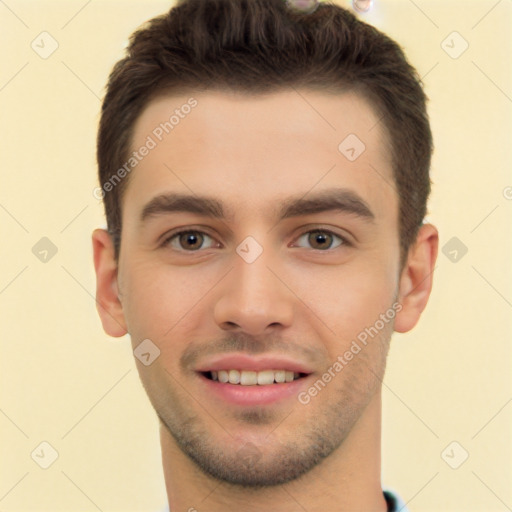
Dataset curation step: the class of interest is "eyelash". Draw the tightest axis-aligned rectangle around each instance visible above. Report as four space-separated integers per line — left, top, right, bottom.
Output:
160 227 351 252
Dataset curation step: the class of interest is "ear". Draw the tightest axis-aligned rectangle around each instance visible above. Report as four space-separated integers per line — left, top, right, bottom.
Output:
394 224 439 333
92 229 128 337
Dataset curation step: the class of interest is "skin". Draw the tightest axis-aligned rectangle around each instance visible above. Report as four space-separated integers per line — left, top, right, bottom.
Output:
93 89 438 512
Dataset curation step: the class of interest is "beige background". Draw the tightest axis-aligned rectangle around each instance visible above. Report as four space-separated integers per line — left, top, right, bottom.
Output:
1 1 511 511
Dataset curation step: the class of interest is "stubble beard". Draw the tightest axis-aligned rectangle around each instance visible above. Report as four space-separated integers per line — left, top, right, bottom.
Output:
153 339 389 488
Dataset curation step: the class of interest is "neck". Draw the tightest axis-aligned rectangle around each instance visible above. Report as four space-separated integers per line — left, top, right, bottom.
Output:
161 391 387 512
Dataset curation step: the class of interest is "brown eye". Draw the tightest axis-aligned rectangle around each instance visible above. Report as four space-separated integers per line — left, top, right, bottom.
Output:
296 230 345 250
179 232 204 250
309 231 333 250
164 230 217 251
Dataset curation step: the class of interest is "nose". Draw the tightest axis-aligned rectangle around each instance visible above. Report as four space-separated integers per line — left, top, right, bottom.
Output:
213 249 294 336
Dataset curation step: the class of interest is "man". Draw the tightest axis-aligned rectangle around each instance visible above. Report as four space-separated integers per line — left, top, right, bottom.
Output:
92 0 438 510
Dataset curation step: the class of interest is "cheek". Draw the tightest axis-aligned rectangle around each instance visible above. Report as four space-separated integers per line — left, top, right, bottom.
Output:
119 259 220 339
293 254 399 345
120 243 400 351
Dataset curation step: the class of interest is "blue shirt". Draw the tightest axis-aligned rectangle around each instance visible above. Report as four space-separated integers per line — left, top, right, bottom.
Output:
159 488 409 511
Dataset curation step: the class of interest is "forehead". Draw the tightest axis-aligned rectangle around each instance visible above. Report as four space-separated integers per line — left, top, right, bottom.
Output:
124 89 395 222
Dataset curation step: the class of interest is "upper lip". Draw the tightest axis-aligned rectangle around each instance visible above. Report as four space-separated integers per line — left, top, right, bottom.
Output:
196 354 313 374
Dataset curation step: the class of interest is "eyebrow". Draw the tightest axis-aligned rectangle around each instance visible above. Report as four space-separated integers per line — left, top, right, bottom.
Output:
140 193 225 222
278 188 375 221
139 188 375 224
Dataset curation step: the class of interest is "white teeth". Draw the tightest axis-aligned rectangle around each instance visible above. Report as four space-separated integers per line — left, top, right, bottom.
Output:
240 371 257 385
228 369 240 384
257 370 275 385
209 369 303 385
274 370 286 383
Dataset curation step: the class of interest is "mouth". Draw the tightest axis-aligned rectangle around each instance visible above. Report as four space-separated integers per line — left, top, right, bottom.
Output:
196 355 313 406
201 369 308 385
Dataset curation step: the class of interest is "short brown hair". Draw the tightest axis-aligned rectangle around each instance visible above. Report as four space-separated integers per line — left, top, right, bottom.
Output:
97 0 432 261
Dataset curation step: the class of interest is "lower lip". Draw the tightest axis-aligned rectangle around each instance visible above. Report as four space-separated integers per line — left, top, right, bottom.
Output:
198 373 311 406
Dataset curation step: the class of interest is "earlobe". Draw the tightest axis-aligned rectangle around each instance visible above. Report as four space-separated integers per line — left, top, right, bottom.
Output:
394 224 439 333
92 229 128 337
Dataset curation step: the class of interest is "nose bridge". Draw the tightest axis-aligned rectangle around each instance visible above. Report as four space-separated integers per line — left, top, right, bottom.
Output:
213 239 293 333
232 231 277 294
236 249 275 300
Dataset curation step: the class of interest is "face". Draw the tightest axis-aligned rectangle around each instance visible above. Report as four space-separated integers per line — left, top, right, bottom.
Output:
99 89 406 486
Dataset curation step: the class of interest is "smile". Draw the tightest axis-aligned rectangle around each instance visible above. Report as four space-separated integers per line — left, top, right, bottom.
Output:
196 354 313 405
204 369 305 385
